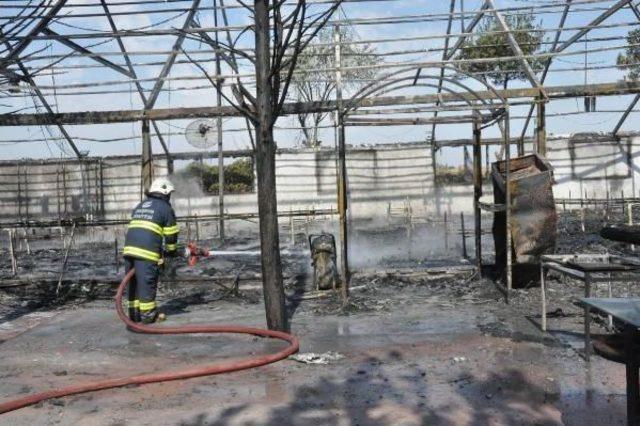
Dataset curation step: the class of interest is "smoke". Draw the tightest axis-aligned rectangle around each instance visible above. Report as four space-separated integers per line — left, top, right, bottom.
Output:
170 173 207 199
305 218 465 271
349 224 460 270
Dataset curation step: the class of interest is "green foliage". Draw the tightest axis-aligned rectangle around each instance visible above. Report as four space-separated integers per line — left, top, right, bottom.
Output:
617 28 640 81
289 27 380 147
181 158 254 194
455 14 544 89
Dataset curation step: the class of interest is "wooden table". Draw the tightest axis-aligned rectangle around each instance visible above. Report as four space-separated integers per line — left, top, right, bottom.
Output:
581 298 640 426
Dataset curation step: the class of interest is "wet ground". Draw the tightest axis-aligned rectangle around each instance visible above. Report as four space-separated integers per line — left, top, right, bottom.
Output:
0 210 638 425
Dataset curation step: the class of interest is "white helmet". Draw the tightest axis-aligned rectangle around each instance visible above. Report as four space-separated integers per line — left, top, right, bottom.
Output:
148 177 175 196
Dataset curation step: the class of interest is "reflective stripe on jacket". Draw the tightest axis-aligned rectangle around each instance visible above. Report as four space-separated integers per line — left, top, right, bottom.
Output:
124 194 179 262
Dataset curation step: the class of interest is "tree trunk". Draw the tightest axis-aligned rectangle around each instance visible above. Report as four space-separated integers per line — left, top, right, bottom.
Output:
254 0 287 331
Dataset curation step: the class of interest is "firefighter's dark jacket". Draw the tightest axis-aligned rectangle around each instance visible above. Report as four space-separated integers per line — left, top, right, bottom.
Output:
123 193 179 262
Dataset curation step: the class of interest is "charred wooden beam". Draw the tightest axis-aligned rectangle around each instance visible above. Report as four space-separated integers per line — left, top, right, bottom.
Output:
345 115 478 126
3 81 640 126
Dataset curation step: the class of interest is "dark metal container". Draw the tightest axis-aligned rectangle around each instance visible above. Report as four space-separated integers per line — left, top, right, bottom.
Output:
492 154 557 287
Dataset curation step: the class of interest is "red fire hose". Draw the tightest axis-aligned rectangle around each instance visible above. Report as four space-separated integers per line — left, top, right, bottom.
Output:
0 269 299 414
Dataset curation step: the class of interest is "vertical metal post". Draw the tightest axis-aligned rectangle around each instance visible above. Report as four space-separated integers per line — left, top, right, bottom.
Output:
290 207 295 246
115 237 119 274
8 230 17 276
460 212 468 259
62 163 68 217
217 115 224 242
99 159 105 218
444 211 449 252
584 273 592 361
215 0 225 241
473 118 482 270
581 196 586 233
334 24 350 301
536 98 547 156
23 228 31 255
629 203 636 251
625 326 640 425
79 158 91 221
56 167 62 222
16 164 22 222
23 165 29 222
540 263 547 331
92 161 99 219
504 106 513 293
141 117 153 198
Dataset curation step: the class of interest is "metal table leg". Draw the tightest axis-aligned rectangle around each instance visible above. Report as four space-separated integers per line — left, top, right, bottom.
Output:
608 272 613 329
584 273 592 361
541 263 547 332
626 326 640 426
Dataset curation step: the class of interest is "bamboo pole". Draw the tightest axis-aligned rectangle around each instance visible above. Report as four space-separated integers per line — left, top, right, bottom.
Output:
473 118 482 270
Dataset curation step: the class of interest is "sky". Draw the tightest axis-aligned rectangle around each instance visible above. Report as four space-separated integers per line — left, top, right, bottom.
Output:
0 0 639 166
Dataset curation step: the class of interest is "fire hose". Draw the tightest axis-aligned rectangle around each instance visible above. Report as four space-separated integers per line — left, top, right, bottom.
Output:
0 268 299 414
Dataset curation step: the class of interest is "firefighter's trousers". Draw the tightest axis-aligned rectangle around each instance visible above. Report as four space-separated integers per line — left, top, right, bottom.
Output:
124 257 160 323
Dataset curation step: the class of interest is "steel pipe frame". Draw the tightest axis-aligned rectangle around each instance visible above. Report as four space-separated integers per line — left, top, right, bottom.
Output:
487 0 547 98
0 30 82 158
0 0 68 80
613 1 640 137
100 0 172 160
518 0 634 141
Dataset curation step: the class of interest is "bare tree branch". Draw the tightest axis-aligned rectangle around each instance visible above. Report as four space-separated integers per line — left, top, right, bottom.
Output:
276 1 343 116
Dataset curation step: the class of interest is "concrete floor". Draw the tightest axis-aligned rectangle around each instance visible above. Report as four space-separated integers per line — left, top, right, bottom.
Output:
0 284 631 426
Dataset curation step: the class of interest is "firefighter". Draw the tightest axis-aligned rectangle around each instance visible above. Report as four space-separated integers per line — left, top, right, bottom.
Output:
123 177 179 323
